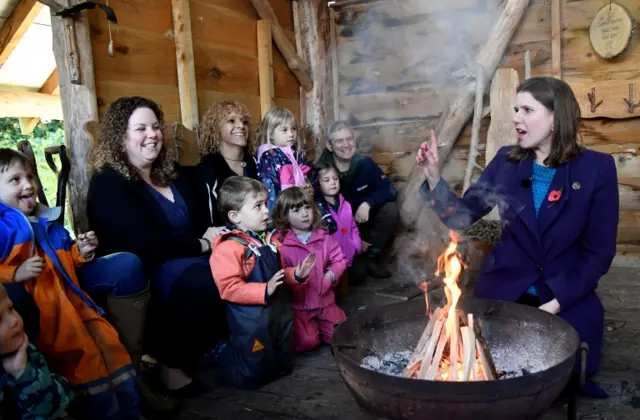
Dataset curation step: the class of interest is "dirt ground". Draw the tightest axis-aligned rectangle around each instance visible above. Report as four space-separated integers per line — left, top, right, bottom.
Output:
178 266 640 420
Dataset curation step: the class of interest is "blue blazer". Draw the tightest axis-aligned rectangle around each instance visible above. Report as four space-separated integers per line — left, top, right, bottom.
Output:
421 146 619 375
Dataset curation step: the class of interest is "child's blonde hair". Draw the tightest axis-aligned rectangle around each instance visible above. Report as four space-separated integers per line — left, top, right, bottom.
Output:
259 107 301 150
273 187 324 235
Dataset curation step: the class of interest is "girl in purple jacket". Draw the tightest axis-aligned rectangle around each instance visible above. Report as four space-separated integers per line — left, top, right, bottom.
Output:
274 187 348 353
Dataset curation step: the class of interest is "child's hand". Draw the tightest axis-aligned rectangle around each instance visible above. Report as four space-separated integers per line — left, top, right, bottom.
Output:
360 240 371 254
2 334 28 378
77 231 99 257
13 257 45 283
267 269 285 296
295 253 316 279
324 271 336 284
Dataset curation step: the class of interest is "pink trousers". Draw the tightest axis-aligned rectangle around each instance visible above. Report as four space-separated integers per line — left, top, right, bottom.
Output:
293 303 347 353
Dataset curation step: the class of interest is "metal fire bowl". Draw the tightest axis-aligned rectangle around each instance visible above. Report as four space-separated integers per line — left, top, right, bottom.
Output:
331 297 580 420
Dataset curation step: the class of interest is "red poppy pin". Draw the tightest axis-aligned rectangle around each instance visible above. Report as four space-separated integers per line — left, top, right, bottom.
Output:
548 187 563 207
341 227 348 234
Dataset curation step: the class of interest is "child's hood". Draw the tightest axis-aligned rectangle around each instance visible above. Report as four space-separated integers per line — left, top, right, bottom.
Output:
256 144 298 163
0 200 61 222
256 143 274 162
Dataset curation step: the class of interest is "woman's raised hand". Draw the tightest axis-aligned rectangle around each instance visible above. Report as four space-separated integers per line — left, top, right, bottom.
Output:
417 129 441 187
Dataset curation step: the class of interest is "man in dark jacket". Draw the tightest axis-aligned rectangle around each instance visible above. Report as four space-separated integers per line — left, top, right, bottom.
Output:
316 120 399 280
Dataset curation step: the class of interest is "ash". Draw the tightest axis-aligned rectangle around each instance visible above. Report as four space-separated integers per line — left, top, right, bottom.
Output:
361 350 412 377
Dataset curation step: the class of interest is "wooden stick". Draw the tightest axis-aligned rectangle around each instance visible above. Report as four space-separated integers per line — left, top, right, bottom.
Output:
403 307 444 376
416 316 446 379
524 49 531 80
449 319 460 381
460 326 470 381
463 314 476 380
474 320 498 380
423 325 450 380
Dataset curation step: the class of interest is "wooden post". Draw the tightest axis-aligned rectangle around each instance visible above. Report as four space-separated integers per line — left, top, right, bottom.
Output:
171 0 199 132
524 49 531 79
49 0 99 234
292 1 307 134
551 0 561 79
329 7 340 121
257 20 275 119
398 0 531 233
250 0 313 92
297 0 334 158
462 67 485 194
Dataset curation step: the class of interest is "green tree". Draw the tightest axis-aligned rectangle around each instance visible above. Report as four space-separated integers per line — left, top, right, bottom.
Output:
0 118 72 232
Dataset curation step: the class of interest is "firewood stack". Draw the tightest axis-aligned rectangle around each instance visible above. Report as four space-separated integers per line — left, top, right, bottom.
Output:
403 306 498 381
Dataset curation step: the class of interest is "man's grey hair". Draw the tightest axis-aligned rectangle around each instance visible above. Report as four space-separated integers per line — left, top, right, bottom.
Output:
326 120 354 144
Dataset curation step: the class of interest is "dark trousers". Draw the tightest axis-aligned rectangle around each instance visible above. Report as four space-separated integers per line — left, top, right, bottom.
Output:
357 201 399 257
347 201 399 285
147 264 226 371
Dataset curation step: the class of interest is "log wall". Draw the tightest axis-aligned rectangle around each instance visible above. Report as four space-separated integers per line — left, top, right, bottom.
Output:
87 0 300 129
334 0 640 258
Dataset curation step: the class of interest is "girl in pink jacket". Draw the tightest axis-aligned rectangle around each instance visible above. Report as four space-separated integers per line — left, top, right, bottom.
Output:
274 187 348 353
315 162 362 266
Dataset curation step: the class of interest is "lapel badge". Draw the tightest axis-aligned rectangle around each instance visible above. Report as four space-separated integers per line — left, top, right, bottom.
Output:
572 181 581 190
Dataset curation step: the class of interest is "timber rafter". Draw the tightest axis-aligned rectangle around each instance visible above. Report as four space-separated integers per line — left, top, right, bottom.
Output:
249 0 314 92
0 0 43 69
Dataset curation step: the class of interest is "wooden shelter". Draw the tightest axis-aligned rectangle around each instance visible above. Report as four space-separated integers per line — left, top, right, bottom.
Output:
1 0 638 263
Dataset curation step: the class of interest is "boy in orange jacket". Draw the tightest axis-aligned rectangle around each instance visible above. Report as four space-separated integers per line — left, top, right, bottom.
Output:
210 176 315 389
0 149 140 419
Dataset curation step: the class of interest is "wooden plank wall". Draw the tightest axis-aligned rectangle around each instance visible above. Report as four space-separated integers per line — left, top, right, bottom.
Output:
87 0 300 130
335 0 640 257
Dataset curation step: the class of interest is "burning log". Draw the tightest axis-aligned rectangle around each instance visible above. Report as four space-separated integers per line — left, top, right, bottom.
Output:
405 231 498 382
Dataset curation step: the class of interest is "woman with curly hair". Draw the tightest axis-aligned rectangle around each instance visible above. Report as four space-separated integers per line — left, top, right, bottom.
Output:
86 97 224 399
197 100 259 230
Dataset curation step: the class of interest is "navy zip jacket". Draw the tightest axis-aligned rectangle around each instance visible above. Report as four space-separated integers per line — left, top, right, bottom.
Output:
317 150 397 213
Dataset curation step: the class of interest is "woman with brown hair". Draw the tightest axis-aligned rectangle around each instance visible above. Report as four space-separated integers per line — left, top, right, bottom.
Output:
86 97 224 398
197 100 259 230
416 77 619 398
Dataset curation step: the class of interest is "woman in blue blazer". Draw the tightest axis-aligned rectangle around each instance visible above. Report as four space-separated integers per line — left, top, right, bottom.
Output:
417 77 618 398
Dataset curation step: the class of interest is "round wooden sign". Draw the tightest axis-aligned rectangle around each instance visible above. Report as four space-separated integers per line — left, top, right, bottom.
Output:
589 2 636 60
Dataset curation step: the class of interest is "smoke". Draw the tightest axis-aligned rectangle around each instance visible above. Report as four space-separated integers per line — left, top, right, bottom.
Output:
336 1 513 289
338 0 503 153
390 178 523 291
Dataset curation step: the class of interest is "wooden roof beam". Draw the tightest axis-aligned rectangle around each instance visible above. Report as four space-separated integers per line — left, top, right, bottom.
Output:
249 0 313 92
0 0 44 69
0 90 62 120
19 69 60 134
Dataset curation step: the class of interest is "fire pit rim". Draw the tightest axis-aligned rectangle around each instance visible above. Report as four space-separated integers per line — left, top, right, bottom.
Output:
331 297 580 393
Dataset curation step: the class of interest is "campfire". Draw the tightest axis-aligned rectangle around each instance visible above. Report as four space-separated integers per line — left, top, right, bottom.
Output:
403 231 498 381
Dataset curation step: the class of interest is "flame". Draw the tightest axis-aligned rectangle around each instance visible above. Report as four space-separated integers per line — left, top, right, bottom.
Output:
437 231 464 335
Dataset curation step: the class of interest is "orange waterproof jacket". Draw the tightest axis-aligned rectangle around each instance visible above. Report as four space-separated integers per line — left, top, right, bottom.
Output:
0 203 134 394
210 229 304 305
